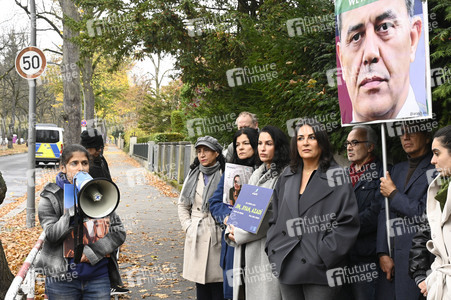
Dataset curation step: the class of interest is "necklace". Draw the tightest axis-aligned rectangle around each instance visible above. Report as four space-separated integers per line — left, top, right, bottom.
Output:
303 168 317 175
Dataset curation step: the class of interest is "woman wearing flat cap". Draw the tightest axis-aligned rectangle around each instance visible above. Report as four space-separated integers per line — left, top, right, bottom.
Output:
178 135 226 300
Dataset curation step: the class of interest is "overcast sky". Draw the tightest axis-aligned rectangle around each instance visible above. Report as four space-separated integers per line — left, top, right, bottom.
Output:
0 0 175 88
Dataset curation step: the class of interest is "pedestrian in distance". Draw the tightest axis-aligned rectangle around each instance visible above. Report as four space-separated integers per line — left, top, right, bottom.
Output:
178 135 226 300
265 119 360 300
209 127 261 299
36 144 126 299
225 125 290 300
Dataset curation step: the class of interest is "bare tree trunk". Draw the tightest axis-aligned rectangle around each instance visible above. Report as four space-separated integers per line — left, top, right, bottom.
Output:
7 96 16 149
0 239 14 299
82 56 95 127
59 0 81 145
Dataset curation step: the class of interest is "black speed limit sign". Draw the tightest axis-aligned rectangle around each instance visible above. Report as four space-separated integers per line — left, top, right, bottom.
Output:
15 47 47 79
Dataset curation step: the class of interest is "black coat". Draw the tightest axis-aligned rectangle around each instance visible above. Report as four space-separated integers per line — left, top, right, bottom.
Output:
265 163 360 285
89 155 111 181
409 217 434 285
348 158 385 263
376 152 434 300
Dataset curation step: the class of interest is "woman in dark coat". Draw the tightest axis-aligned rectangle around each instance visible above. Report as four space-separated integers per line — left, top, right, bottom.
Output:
209 127 260 299
265 119 360 300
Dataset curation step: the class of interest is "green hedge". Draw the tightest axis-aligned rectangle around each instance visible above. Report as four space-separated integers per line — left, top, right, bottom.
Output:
171 111 185 133
135 133 185 143
137 136 152 143
153 132 185 143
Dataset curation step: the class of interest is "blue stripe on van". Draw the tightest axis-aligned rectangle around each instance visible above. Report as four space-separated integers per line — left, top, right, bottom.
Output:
50 144 61 158
35 143 41 152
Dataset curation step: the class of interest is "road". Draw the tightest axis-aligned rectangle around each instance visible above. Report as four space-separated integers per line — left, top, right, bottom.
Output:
0 153 56 205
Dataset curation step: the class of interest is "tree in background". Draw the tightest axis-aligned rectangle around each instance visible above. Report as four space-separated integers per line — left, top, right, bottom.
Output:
138 79 182 133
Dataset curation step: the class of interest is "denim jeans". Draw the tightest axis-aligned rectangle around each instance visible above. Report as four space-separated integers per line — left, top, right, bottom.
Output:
45 276 110 300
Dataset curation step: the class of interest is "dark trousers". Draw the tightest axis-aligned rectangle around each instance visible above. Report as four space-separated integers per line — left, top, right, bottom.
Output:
279 282 339 300
196 282 224 300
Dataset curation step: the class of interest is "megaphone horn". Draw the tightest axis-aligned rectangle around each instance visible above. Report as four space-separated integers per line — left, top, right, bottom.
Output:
74 172 120 219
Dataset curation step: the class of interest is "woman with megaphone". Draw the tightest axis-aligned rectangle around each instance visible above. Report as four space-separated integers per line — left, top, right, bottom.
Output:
36 144 126 299
178 136 226 300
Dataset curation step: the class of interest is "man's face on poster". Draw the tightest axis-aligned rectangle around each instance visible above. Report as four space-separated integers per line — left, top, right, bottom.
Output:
337 0 422 122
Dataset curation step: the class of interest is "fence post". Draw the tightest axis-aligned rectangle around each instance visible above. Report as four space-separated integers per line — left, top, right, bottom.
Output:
129 136 137 155
153 143 159 172
177 142 190 184
160 143 167 176
168 143 176 181
147 141 154 171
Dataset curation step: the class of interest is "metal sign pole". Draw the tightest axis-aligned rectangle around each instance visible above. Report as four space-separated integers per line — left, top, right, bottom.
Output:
381 124 391 257
26 0 37 228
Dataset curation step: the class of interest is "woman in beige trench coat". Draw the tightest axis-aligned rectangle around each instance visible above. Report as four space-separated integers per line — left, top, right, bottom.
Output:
178 136 226 300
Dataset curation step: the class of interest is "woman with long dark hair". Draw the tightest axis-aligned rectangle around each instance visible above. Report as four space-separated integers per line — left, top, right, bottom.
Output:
419 125 451 299
209 127 260 299
225 125 290 300
178 136 226 300
265 119 359 300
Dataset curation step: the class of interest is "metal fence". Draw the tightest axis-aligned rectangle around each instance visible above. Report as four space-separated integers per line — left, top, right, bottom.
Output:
133 143 149 159
131 141 195 184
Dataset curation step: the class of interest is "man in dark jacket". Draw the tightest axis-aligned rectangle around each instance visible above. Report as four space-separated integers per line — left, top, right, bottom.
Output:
342 125 384 300
376 124 434 300
80 129 111 180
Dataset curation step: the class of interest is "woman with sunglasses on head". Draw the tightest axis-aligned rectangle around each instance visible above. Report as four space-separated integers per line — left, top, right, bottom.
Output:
265 119 359 300
209 128 261 299
178 136 226 300
36 144 126 299
225 125 290 300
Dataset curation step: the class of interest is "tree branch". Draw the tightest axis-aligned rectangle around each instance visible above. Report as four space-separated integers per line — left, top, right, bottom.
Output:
15 0 63 39
43 48 63 56
0 66 15 81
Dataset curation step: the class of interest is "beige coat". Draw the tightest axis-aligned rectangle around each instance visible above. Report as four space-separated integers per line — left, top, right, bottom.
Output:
425 176 451 300
178 172 223 284
225 164 282 300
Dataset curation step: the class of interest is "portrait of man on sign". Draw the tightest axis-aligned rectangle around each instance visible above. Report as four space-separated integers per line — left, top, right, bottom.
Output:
335 0 431 125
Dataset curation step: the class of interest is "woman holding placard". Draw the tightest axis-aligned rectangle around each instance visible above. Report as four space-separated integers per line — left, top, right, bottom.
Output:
225 125 289 300
209 127 260 299
178 136 226 300
265 119 359 300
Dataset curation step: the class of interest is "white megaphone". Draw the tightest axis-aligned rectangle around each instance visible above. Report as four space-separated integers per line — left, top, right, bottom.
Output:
73 171 120 219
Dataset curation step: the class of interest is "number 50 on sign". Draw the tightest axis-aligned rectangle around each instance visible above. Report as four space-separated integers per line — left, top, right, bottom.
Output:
15 47 47 80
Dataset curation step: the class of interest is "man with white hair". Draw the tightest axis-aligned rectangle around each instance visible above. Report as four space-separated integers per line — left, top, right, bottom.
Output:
224 112 259 162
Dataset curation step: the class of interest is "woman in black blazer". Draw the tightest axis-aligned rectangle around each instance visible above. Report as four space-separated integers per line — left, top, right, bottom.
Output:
265 119 360 300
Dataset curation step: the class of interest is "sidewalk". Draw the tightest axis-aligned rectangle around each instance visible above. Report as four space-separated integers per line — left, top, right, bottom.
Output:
106 145 196 299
